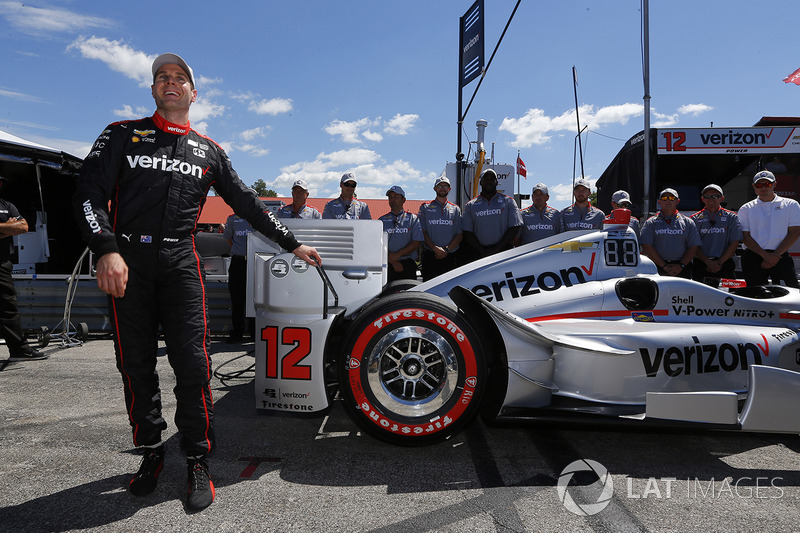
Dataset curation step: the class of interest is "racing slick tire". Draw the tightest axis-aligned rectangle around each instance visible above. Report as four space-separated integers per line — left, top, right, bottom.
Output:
339 292 486 446
379 278 421 297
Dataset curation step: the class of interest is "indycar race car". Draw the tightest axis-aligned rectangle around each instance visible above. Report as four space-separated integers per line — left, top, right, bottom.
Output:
246 211 800 446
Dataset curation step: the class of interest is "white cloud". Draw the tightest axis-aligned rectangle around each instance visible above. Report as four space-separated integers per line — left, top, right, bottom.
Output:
384 113 419 135
651 110 679 128
238 144 270 157
240 127 267 141
269 148 429 198
362 130 383 142
248 98 293 115
113 104 150 119
0 87 42 103
326 114 419 144
67 36 154 87
499 103 644 148
678 103 713 116
190 97 225 123
325 117 381 144
0 1 114 36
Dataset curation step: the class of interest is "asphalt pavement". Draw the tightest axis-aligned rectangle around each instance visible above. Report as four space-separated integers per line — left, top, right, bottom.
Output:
2 335 800 532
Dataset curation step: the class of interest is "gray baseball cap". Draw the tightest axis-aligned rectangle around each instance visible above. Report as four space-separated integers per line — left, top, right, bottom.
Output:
152 53 195 87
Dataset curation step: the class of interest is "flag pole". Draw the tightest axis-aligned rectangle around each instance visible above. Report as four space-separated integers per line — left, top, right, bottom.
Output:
642 0 651 215
572 66 585 183
517 150 521 205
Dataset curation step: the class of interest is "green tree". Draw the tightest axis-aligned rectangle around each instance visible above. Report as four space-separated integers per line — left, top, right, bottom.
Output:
252 179 268 196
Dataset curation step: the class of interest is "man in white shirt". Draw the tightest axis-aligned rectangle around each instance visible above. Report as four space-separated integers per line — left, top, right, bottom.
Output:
738 170 800 288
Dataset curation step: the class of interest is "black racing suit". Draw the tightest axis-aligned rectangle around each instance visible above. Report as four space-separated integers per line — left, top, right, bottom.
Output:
0 198 34 355
73 113 301 456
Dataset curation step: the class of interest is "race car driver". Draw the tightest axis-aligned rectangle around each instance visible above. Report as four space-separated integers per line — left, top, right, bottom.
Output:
72 53 321 512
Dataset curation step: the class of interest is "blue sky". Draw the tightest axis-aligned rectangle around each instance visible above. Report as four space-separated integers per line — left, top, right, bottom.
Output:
1 0 799 209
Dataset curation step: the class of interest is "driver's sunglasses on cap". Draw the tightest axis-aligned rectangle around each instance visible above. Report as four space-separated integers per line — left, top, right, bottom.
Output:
702 194 722 199
343 182 356 188
659 194 677 201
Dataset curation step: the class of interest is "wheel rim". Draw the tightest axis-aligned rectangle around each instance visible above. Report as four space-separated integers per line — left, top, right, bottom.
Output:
366 325 459 418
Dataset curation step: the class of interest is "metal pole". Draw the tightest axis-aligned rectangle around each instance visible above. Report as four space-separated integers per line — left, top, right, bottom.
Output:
572 66 585 181
642 0 651 215
456 12 465 207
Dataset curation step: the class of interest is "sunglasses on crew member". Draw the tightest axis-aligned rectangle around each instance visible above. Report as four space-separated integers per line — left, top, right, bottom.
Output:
754 181 774 188
702 194 722 199
659 195 677 201
618 202 631 208
342 182 357 188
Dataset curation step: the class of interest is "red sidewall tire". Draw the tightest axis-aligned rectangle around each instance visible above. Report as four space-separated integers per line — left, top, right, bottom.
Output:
339 293 486 446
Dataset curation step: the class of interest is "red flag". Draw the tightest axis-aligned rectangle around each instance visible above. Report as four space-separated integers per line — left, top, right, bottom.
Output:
783 67 800 85
516 155 527 179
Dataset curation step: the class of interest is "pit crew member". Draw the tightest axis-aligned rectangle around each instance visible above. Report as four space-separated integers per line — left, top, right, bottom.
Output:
640 188 701 278
322 173 371 219
516 182 562 245
417 176 462 281
380 185 423 282
0 175 46 361
461 168 523 263
690 184 742 283
738 170 800 288
277 179 322 219
561 178 605 231
223 211 256 343
610 189 640 237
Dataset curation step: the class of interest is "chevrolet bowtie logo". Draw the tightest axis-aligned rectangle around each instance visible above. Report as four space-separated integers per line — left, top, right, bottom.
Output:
546 241 598 253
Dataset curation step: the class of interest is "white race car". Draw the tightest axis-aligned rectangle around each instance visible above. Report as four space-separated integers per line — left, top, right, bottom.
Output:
246 213 800 446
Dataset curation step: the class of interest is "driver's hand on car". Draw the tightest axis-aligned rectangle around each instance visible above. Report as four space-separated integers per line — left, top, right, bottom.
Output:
292 244 322 267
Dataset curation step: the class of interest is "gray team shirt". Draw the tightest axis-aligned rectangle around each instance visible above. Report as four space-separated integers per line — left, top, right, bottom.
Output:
690 208 742 258
322 197 371 220
640 212 702 261
276 204 322 219
417 199 462 251
560 204 605 231
462 193 523 247
379 210 424 260
519 205 562 244
223 214 253 257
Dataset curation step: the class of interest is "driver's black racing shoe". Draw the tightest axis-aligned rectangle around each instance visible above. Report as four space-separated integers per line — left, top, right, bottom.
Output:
186 456 215 511
129 445 165 496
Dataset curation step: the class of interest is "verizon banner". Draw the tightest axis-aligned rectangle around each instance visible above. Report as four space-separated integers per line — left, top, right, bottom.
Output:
460 0 484 87
657 127 800 155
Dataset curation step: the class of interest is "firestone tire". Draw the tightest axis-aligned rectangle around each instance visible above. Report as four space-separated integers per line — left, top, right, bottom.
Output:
339 292 486 446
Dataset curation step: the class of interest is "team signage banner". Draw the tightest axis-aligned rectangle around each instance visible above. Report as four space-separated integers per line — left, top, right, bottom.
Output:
460 0 484 87
657 127 800 155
